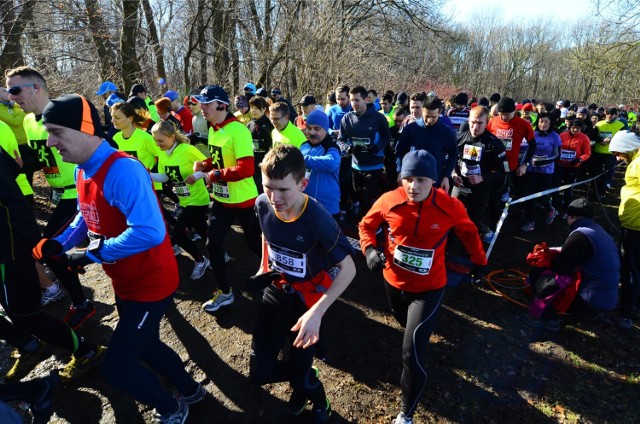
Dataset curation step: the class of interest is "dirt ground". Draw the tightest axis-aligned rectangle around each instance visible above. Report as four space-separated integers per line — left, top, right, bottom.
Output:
2 171 638 424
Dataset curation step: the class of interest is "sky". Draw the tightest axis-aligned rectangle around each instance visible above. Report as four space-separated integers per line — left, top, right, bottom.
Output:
443 0 594 25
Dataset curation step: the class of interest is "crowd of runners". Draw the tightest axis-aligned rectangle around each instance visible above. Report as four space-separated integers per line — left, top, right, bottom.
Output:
0 66 638 424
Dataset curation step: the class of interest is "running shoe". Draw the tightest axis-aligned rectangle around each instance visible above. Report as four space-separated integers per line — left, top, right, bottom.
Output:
4 341 54 381
173 244 183 256
479 224 495 243
59 345 106 381
154 399 189 424
63 301 97 330
521 222 535 232
188 231 202 242
311 398 331 424
596 310 633 329
545 207 558 225
41 282 64 306
288 367 319 416
392 412 414 424
523 313 561 332
176 383 206 405
202 290 234 313
190 257 210 280
30 370 60 424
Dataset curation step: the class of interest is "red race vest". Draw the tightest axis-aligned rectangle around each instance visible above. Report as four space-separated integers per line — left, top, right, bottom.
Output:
77 151 178 301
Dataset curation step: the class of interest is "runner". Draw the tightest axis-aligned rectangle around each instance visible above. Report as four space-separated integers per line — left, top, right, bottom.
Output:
41 94 205 423
270 101 307 148
247 95 274 192
6 66 96 329
554 118 591 218
359 150 487 424
151 120 210 280
191 85 261 312
250 144 355 423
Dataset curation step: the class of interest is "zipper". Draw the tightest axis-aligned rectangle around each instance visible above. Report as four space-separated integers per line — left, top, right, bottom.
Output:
414 201 423 236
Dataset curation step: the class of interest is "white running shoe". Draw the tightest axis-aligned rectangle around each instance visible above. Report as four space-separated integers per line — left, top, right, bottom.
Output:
190 257 210 280
202 290 234 313
41 282 64 306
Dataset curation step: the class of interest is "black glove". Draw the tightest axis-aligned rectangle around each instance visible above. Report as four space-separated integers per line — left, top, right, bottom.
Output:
65 250 95 274
245 270 282 292
469 264 487 282
32 238 64 262
365 246 386 272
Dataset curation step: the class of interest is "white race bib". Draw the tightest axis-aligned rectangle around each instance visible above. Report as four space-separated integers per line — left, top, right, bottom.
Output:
51 188 64 205
172 181 191 197
461 162 481 177
268 243 307 278
560 149 577 161
501 138 512 151
393 244 434 275
212 182 230 198
462 144 483 161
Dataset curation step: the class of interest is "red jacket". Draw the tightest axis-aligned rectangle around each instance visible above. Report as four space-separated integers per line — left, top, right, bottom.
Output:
558 131 591 168
359 187 486 292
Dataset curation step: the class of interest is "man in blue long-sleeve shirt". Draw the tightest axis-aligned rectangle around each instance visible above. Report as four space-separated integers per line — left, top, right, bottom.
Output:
337 86 391 217
395 97 457 193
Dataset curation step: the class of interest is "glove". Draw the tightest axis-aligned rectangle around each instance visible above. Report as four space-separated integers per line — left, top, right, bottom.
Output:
32 238 64 262
469 264 487 282
365 246 386 272
245 270 282 292
65 250 95 274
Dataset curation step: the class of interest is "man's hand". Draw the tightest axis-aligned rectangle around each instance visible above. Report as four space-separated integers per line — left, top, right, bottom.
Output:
440 176 450 193
193 160 207 172
516 163 527 177
32 238 64 262
365 246 386 272
65 250 95 274
291 308 322 349
185 175 196 184
452 174 463 187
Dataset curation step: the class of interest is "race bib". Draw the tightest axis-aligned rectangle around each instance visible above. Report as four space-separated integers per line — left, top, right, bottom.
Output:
172 181 191 197
393 244 434 275
352 137 370 146
560 149 576 161
501 138 512 151
462 144 483 161
51 187 64 205
532 155 548 166
212 182 229 198
268 243 307 278
461 162 481 177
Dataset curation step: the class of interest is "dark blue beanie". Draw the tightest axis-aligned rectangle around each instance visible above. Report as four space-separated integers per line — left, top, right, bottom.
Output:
400 150 437 180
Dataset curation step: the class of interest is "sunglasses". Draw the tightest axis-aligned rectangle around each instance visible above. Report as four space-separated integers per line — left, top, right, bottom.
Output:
6 84 36 95
188 102 198 106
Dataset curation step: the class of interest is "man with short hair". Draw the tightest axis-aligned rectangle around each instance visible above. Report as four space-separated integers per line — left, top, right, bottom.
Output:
129 83 160 122
7 66 96 328
250 144 355 423
402 92 426 127
447 92 470 130
394 97 457 193
299 110 341 218
338 85 391 217
327 85 351 137
42 93 204 421
380 93 395 127
269 102 307 149
165 90 193 134
368 89 381 111
192 85 261 313
452 106 508 242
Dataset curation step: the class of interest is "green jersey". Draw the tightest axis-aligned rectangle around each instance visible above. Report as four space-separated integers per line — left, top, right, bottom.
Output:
113 127 162 190
271 122 306 149
159 143 209 207
595 120 625 154
0 120 32 196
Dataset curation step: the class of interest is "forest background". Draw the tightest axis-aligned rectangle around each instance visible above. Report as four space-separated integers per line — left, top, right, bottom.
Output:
1 0 638 107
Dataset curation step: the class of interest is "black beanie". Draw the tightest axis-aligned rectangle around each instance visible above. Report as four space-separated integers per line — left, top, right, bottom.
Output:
400 150 437 180
42 94 104 137
497 97 516 113
566 198 593 218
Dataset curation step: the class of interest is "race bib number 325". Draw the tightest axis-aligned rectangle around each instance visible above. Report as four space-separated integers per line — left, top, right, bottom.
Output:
393 245 434 275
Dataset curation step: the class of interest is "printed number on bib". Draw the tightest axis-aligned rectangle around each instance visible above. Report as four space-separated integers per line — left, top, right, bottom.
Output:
560 149 577 161
461 162 481 177
213 182 230 198
352 137 370 146
172 181 191 197
462 144 483 161
51 188 64 205
532 155 547 166
393 245 434 275
501 138 512 151
268 243 306 278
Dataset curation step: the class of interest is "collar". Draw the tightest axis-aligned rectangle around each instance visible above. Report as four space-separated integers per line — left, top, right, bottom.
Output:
214 113 239 130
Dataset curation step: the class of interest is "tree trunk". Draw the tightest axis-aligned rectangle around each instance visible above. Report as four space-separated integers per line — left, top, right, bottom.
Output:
84 0 119 81
121 0 144 94
141 0 166 83
0 0 36 70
